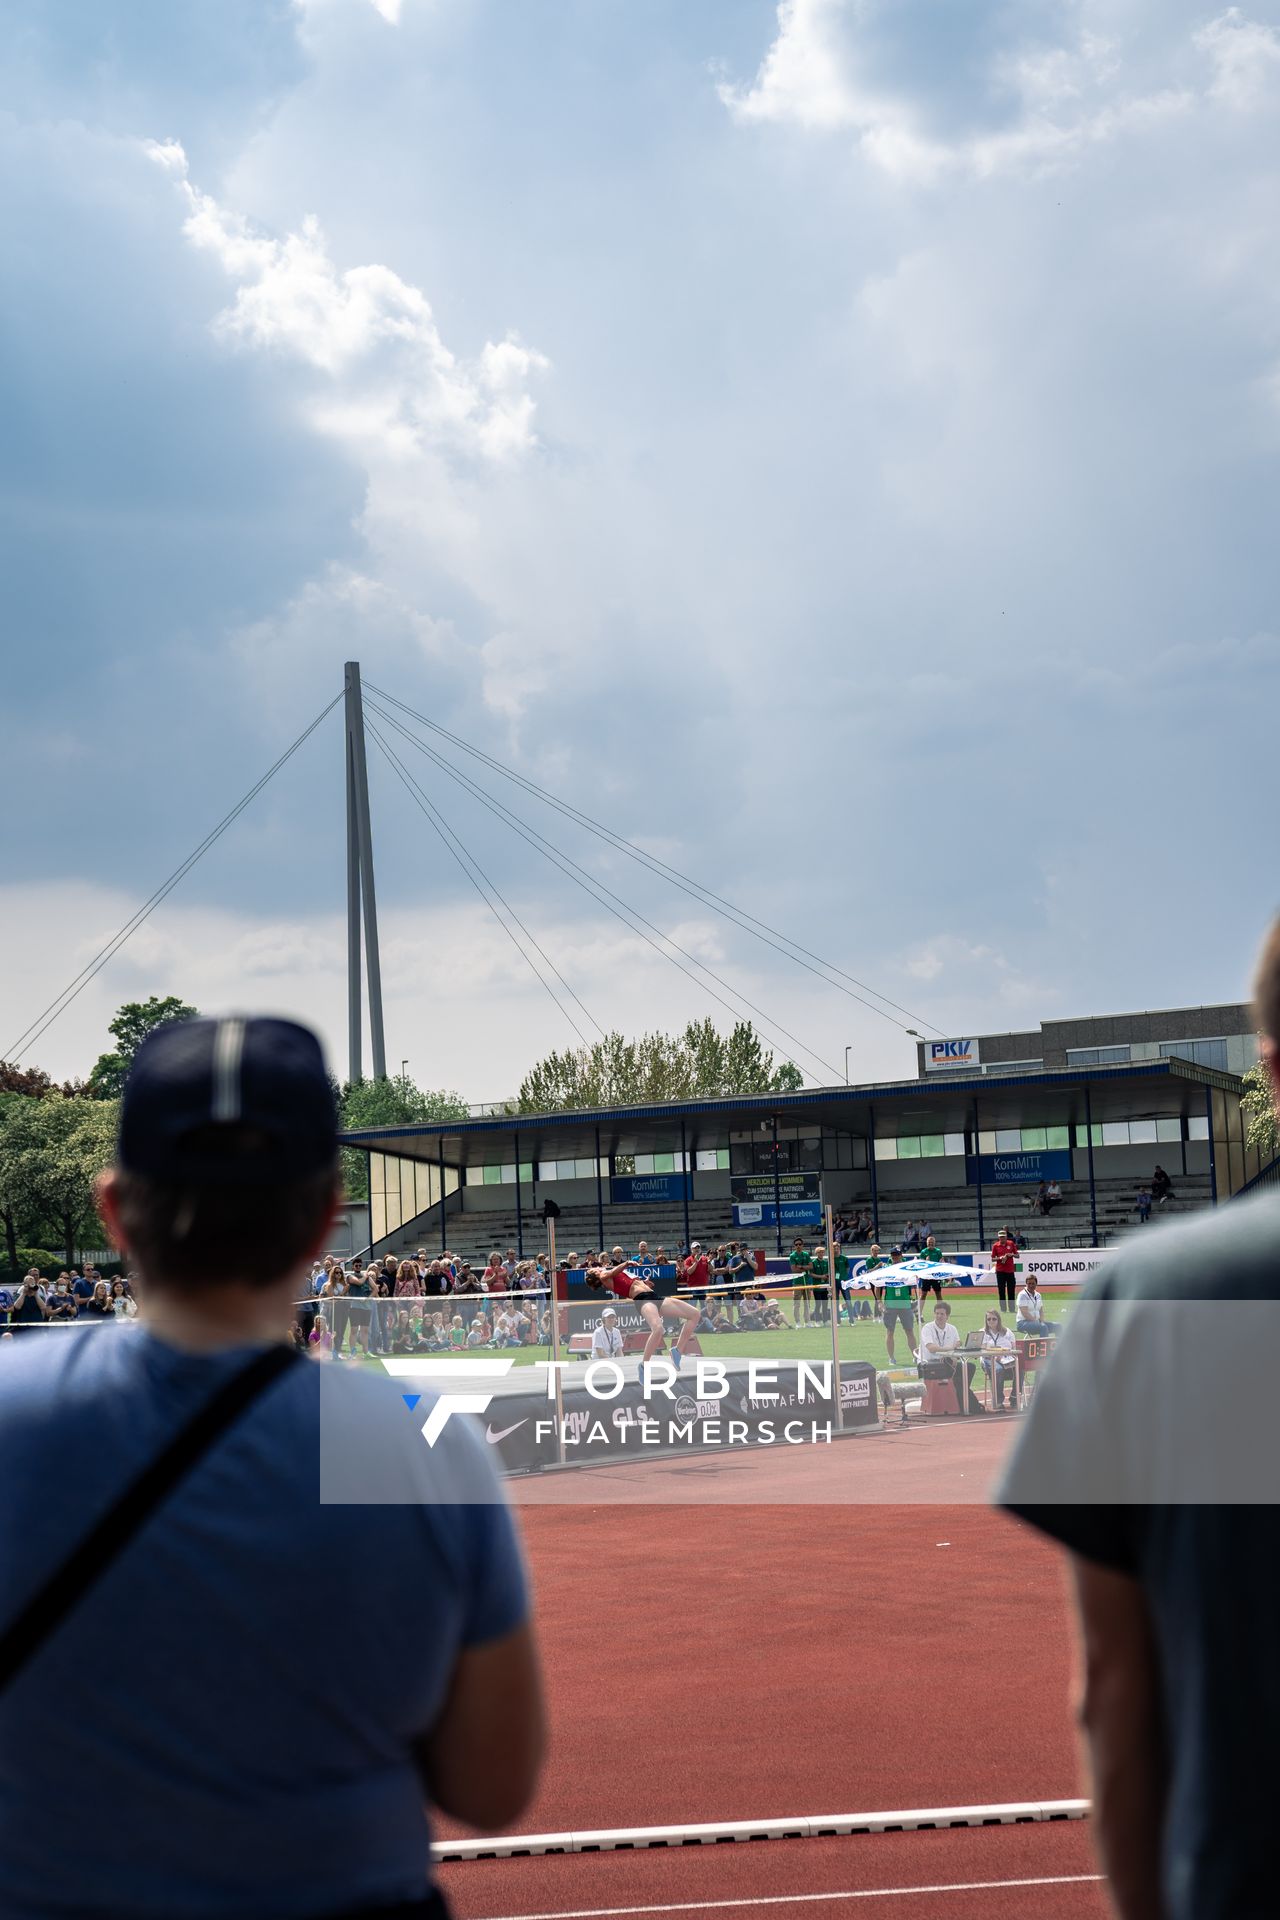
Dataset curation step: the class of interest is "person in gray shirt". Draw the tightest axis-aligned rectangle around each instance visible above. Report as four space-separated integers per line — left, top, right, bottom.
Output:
997 919 1280 1920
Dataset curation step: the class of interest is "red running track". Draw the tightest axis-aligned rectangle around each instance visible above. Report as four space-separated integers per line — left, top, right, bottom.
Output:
438 1419 1104 1917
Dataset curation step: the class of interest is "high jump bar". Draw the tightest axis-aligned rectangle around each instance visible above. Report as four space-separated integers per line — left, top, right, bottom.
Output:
433 1799 1088 1862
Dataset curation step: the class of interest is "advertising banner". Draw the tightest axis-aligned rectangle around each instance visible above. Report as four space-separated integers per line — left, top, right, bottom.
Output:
945 1248 1112 1287
609 1173 690 1205
925 1038 980 1072
733 1201 823 1229
965 1149 1073 1186
731 1172 823 1204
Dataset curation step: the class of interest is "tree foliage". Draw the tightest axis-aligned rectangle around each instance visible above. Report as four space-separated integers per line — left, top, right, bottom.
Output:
0 1062 86 1098
87 996 199 1100
338 1073 470 1200
0 1093 118 1266
1241 1059 1279 1162
515 1019 805 1113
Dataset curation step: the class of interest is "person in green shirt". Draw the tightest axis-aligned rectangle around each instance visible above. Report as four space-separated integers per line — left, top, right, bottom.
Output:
808 1244 831 1326
830 1246 865 1323
917 1234 944 1305
876 1245 918 1366
788 1237 813 1325
859 1244 886 1322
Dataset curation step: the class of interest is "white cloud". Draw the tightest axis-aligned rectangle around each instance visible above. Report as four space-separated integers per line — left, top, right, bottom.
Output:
0 882 913 1097
148 140 548 468
294 0 406 22
232 565 456 710
1195 7 1280 111
718 1 1215 182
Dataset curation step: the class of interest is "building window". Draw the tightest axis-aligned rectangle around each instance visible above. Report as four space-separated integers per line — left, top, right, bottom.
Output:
1160 1038 1228 1072
1187 1115 1209 1141
872 1134 964 1161
1066 1046 1131 1067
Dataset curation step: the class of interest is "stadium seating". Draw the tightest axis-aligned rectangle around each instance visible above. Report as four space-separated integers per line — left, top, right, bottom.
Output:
375 1173 1213 1266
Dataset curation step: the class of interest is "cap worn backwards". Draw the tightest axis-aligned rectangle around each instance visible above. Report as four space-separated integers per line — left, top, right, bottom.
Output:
117 1016 338 1187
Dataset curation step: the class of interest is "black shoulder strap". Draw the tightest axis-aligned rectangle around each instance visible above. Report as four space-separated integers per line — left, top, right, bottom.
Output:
0 1343 296 1695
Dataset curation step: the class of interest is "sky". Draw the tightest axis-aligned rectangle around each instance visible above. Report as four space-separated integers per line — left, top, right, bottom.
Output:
2 0 1278 1101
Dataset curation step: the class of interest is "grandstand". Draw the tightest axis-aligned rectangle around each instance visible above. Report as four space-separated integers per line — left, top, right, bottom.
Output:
344 1048 1249 1264
356 1175 1213 1268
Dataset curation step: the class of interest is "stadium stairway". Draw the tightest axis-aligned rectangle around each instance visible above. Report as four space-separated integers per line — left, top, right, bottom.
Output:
375 1174 1212 1267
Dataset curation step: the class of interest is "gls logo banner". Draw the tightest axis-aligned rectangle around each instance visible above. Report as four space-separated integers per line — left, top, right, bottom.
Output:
380 1358 517 1446
925 1037 979 1073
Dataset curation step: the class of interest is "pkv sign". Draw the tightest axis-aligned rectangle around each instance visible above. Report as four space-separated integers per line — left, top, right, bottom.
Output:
925 1038 980 1072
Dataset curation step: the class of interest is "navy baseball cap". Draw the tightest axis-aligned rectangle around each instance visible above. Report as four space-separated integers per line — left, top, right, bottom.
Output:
118 1016 338 1186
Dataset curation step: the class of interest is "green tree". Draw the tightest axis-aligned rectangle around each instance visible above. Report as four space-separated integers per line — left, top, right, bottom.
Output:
87 996 199 1100
339 1073 470 1200
515 1020 805 1112
1241 1059 1278 1161
0 1094 28 1270
1 1093 118 1265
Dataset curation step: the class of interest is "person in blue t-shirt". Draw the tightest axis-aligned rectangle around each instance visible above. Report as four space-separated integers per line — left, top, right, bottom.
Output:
0 1016 545 1920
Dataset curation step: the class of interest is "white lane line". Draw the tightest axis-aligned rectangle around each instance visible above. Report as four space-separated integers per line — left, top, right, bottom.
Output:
434 1801 1088 1861
469 1873 1105 1920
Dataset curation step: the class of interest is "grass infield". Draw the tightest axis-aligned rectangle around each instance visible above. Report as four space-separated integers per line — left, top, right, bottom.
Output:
355 1287 1079 1371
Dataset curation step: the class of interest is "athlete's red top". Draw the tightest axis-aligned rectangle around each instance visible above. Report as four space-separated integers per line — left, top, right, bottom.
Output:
602 1263 643 1301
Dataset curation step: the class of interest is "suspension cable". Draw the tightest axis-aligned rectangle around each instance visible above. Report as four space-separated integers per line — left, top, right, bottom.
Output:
5 692 345 1065
366 696 842 1084
366 679 943 1038
366 721 602 1051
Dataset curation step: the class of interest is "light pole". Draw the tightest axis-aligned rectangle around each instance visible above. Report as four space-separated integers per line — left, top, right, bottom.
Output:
400 1058 408 1083
844 1045 852 1084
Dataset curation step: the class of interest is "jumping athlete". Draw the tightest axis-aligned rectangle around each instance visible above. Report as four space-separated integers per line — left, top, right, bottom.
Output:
594 1246 700 1371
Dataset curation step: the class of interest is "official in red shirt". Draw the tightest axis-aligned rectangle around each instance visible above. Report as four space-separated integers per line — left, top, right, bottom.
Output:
990 1228 1019 1315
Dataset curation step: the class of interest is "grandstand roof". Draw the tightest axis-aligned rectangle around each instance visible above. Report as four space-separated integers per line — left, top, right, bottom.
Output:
341 1055 1239 1168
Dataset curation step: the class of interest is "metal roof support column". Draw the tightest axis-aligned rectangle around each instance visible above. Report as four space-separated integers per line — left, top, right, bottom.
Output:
867 1106 879 1245
595 1126 605 1251
514 1129 524 1260
680 1118 692 1253
771 1115 783 1257
438 1139 447 1254
1084 1083 1099 1247
972 1099 984 1251
1206 1086 1218 1205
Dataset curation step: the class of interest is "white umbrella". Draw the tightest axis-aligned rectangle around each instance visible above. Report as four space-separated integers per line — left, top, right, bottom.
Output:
846 1257 992 1289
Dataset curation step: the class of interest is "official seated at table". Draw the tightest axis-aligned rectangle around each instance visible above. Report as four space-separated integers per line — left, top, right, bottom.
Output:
917 1301 987 1417
1015 1278 1060 1336
980 1309 1018 1411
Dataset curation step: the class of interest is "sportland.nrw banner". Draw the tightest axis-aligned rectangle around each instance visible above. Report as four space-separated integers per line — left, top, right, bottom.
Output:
830 1248 1113 1288
946 1248 1113 1286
